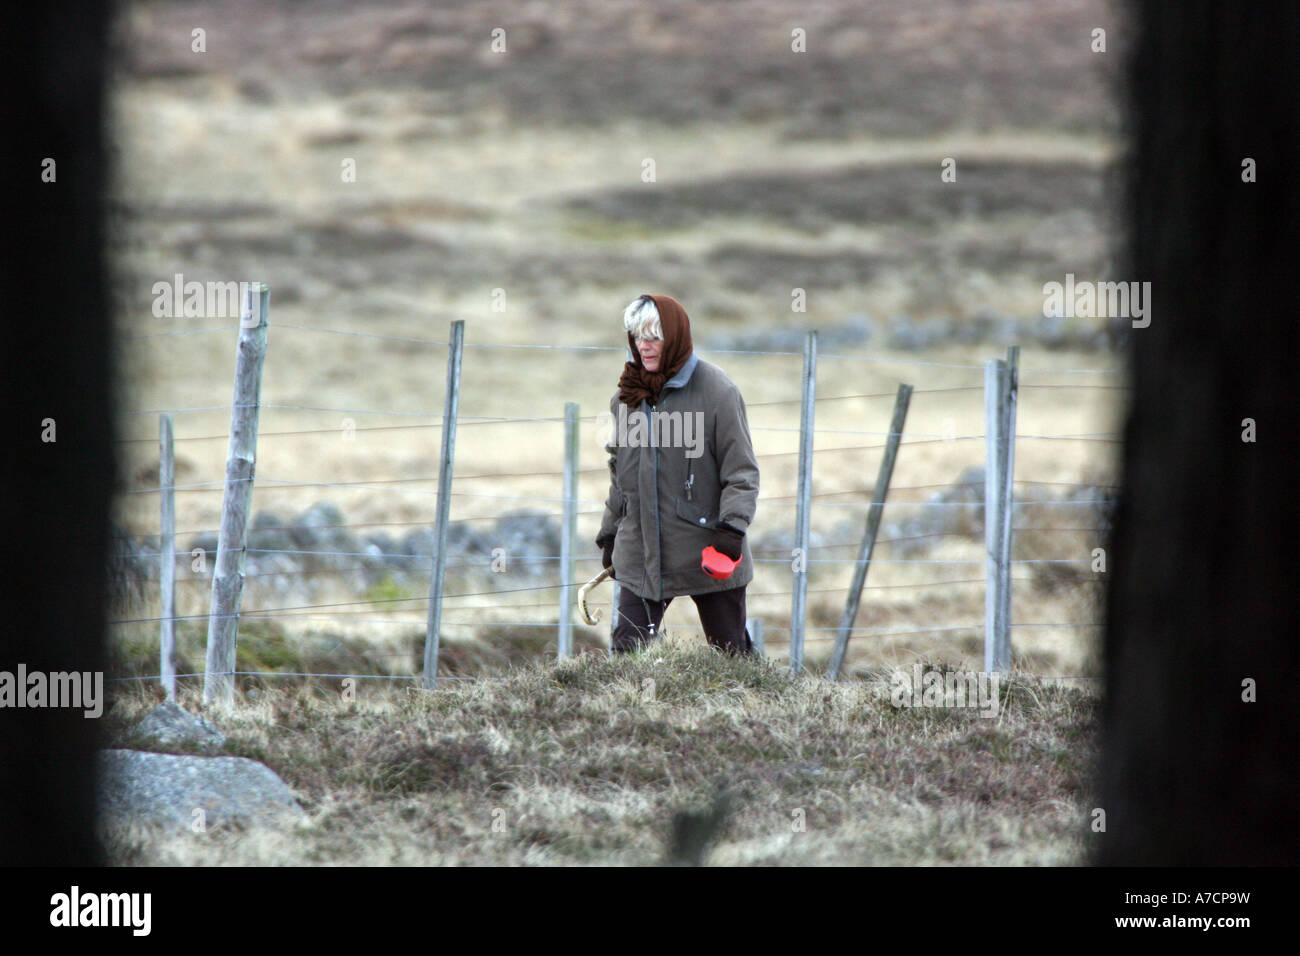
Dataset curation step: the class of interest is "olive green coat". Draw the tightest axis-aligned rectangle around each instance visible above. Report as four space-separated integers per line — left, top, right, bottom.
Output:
596 352 760 601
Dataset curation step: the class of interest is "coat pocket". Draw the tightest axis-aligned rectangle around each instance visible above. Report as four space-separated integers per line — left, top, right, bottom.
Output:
674 495 717 530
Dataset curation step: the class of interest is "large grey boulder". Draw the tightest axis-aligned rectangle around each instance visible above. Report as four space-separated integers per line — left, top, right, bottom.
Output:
131 700 225 754
99 750 307 831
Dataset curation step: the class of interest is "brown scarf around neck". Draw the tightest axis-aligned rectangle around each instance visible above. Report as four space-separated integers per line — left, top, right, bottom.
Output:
617 293 694 408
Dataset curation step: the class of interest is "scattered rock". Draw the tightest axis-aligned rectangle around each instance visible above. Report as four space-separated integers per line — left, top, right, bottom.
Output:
112 468 1112 602
131 700 226 755
751 465 1114 561
99 749 307 831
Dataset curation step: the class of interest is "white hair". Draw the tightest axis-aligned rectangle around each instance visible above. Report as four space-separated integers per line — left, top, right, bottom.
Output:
622 295 662 341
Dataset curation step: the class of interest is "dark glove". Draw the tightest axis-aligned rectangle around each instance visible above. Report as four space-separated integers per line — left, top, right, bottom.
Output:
596 535 615 576
710 522 744 561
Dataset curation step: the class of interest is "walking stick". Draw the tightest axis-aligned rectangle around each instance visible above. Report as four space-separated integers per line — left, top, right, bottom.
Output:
577 566 615 625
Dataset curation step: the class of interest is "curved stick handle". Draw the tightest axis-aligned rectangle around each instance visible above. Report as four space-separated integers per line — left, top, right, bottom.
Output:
577 566 615 625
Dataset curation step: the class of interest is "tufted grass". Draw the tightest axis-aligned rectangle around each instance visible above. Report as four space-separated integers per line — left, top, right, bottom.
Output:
102 636 1100 865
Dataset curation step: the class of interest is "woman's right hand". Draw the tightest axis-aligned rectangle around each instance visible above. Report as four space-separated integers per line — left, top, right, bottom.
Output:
597 535 615 576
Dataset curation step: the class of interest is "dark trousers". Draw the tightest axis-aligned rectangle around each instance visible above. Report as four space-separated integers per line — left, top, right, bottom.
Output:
612 584 754 656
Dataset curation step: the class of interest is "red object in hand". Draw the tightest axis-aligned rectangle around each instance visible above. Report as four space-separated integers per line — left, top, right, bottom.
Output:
701 545 742 580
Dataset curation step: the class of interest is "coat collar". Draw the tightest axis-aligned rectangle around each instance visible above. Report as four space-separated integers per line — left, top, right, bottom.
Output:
662 350 699 391
629 350 699 409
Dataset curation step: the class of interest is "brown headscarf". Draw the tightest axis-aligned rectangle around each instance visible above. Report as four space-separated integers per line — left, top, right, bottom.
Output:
617 293 694 408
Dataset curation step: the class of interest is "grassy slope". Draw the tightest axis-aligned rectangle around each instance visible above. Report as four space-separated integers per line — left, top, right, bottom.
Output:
102 638 1099 865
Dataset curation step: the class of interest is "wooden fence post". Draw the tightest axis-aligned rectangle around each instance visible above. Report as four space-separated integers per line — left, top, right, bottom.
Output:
789 330 817 675
827 382 912 680
998 346 1019 669
159 413 176 700
422 320 464 689
558 401 579 658
203 283 269 707
984 352 1017 674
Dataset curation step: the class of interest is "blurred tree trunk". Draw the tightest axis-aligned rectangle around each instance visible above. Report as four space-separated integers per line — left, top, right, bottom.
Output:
1097 1 1299 863
0 4 113 864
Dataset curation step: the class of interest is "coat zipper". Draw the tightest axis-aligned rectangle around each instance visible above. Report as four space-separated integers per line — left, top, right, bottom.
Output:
650 396 662 602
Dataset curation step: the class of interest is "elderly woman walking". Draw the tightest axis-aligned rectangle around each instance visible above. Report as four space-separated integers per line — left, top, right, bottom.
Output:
594 293 760 655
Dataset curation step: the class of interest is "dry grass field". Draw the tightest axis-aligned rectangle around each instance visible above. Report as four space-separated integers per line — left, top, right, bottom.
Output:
102 641 1100 866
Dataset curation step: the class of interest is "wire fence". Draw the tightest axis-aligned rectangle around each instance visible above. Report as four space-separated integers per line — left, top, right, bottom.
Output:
114 313 1119 696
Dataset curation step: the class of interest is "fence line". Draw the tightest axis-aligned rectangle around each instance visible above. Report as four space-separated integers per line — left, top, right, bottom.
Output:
142 568 1031 595
118 414 1116 442
160 575 1019 616
748 385 980 406
135 553 1092 574
124 325 244 340
132 547 1096 566
109 671 477 683
120 616 1104 636
117 587 1080 633
119 306 1119 692
123 473 1106 507
765 499 1107 509
118 472 1117 499
113 382 1117 443
145 318 1122 372
122 574 1053 611
110 519 1107 545
766 621 1104 637
113 386 986 441
111 507 1108 541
